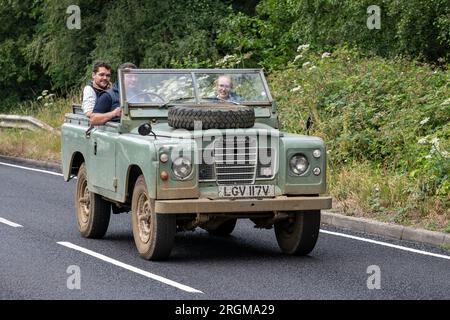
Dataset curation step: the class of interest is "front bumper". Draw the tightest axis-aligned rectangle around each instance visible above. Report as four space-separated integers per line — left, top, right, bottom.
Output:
154 196 332 214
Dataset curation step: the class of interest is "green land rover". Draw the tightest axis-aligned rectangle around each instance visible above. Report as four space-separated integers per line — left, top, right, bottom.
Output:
61 68 332 260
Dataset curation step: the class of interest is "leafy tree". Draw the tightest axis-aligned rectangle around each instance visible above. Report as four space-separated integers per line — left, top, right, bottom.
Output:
217 1 297 69
24 0 230 92
0 0 49 108
26 0 110 91
91 0 230 72
217 0 450 69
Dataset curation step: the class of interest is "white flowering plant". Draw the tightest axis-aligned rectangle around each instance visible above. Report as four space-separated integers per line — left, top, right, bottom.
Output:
37 90 56 107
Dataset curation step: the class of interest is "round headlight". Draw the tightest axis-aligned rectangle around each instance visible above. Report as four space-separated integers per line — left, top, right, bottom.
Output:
160 153 169 163
172 157 192 179
289 154 309 175
313 149 322 158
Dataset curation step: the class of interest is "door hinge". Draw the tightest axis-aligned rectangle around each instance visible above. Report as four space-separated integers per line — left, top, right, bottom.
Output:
113 177 118 190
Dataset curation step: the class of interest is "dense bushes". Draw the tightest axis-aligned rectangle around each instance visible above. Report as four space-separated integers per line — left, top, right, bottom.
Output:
0 0 230 109
0 0 448 107
0 0 49 106
269 47 449 222
90 0 229 71
27 0 229 88
218 0 450 70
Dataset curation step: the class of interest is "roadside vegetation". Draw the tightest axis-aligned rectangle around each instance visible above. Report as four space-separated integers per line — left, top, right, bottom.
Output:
0 0 448 232
0 91 72 162
270 48 449 232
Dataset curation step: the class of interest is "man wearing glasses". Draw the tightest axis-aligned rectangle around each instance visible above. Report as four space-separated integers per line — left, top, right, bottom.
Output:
214 74 243 103
81 61 112 117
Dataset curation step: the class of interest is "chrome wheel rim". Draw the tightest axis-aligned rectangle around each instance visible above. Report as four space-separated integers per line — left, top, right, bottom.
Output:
78 180 90 225
136 192 151 244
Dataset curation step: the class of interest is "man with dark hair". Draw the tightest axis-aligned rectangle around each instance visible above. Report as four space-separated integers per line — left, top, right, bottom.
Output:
82 61 112 117
90 62 137 125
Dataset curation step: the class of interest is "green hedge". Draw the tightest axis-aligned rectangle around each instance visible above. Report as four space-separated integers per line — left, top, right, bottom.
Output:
270 47 449 198
217 0 450 70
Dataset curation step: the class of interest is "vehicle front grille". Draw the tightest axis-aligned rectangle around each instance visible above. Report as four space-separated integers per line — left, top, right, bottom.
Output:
214 136 257 185
198 136 275 184
199 162 215 181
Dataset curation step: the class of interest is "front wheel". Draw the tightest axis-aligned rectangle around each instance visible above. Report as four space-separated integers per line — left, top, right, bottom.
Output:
131 175 175 260
75 163 111 238
274 211 321 255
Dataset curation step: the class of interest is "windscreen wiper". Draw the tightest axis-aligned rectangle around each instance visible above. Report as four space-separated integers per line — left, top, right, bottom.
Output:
200 97 241 105
158 97 195 108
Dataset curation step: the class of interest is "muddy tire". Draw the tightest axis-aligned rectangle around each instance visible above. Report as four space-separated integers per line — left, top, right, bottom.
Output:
168 105 255 130
274 211 321 255
207 219 237 236
75 163 111 238
131 175 175 260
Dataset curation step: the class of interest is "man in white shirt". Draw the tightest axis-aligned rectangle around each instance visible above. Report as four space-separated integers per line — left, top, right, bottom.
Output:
82 61 112 117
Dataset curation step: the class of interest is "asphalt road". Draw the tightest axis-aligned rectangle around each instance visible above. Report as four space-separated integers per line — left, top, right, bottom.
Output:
1 161 449 300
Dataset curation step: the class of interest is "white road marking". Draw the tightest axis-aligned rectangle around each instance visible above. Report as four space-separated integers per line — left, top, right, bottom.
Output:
0 217 23 228
320 229 450 261
0 161 63 177
57 241 204 294
1 161 448 262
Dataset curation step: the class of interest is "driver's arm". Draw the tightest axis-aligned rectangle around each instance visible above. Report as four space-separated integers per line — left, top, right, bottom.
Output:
90 94 121 125
90 108 121 125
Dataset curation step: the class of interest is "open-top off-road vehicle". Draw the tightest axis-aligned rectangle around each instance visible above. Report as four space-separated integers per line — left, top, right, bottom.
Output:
61 69 332 260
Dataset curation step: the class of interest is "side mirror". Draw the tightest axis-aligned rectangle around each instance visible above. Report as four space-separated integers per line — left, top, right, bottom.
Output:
138 123 152 136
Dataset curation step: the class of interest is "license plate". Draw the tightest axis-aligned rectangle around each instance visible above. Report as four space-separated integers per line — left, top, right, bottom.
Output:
218 185 275 198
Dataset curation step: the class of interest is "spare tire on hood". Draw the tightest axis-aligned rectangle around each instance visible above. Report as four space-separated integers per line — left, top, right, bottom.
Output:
167 104 255 130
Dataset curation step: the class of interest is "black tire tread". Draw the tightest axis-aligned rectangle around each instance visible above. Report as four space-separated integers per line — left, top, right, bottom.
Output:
76 163 111 239
274 211 321 256
132 175 175 260
168 105 255 130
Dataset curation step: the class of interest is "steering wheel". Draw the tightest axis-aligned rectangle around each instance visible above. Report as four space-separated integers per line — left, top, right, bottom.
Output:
128 92 165 103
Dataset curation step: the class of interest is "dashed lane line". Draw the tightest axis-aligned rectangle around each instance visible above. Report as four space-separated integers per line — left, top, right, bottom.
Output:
0 217 23 228
57 241 204 294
